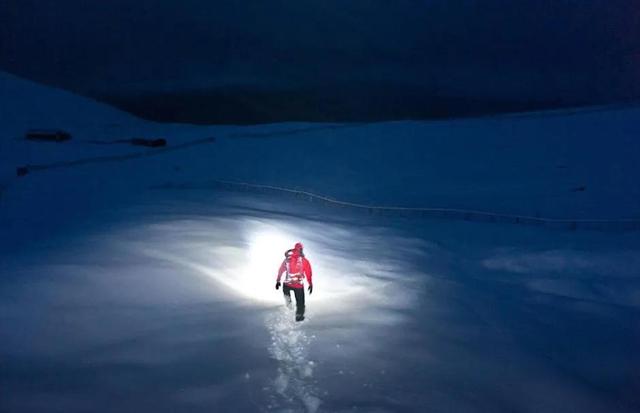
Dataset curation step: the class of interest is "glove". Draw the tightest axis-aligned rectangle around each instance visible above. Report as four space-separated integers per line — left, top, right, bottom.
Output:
308 285 313 294
275 282 281 290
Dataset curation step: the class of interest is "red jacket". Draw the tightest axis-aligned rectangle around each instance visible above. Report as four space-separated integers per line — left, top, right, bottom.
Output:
277 250 313 289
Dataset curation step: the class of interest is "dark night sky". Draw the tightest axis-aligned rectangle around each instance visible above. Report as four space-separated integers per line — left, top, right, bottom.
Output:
1 0 639 123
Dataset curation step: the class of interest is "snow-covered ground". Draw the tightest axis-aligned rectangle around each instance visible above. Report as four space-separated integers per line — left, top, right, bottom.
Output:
1 72 639 412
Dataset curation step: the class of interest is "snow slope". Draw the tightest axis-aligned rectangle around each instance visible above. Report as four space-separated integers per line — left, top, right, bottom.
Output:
1 72 639 412
3 71 640 223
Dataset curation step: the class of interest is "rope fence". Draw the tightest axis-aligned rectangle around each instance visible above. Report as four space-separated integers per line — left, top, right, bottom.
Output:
164 179 640 231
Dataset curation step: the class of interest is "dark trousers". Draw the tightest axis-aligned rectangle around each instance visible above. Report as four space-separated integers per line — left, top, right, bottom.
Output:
283 285 305 317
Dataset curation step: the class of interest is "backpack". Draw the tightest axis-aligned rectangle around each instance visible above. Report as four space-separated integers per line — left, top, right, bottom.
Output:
283 249 305 284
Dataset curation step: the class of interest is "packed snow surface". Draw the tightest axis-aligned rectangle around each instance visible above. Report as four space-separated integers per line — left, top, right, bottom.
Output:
1 72 639 412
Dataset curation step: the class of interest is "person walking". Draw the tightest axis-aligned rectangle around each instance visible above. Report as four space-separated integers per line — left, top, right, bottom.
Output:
276 242 313 321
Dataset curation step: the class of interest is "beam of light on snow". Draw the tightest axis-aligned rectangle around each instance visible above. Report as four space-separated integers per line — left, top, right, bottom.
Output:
137 214 422 318
133 213 423 413
141 223 293 304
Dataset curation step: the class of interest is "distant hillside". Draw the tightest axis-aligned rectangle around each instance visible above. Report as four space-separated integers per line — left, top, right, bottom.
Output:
97 85 618 125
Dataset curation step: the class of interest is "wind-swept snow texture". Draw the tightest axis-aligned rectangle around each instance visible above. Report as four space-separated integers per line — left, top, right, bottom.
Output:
1 72 639 412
